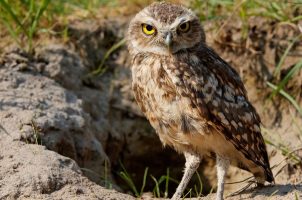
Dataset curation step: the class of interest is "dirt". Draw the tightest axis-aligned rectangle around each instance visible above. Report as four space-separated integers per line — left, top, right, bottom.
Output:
0 136 134 200
0 4 302 200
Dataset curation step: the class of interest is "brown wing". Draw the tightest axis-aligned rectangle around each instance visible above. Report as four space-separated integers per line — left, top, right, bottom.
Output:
165 45 273 182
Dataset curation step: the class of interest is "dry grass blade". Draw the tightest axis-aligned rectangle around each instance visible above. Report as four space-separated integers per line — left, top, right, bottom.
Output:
271 147 302 179
0 124 10 136
270 189 279 197
226 181 255 197
271 147 302 170
226 176 254 185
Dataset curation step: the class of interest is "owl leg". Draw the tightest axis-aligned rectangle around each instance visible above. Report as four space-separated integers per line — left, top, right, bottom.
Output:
216 155 230 200
172 152 201 200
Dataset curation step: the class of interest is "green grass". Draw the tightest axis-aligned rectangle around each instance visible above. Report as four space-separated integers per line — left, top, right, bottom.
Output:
1 0 301 52
273 35 302 79
191 0 302 22
150 168 180 198
0 0 113 53
272 62 302 96
0 0 51 52
118 161 149 197
266 33 302 116
118 162 204 198
191 0 302 40
267 81 302 116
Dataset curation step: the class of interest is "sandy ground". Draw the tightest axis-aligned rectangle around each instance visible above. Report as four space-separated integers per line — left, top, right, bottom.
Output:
1 128 301 199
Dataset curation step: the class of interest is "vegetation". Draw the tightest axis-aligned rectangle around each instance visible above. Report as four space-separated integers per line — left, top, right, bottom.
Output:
118 163 204 198
0 0 113 53
0 0 301 198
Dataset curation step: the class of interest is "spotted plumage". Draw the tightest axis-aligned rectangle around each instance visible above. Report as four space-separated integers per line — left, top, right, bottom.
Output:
127 2 273 200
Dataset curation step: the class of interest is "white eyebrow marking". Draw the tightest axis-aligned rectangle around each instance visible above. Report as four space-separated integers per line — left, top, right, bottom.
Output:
178 17 187 23
169 17 186 28
169 15 194 29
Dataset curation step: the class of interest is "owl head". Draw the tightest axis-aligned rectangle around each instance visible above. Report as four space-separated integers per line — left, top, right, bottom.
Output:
127 2 205 56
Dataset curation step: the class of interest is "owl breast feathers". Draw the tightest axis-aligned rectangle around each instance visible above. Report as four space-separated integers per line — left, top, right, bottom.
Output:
128 2 273 183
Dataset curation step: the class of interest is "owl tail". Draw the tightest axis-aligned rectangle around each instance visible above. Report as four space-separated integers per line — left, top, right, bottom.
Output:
254 165 274 185
265 167 274 183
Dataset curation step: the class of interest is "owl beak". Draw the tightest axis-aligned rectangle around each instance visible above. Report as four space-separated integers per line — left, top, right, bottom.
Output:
164 32 172 49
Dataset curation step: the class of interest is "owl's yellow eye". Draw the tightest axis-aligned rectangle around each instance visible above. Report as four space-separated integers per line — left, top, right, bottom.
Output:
142 24 156 35
178 22 190 32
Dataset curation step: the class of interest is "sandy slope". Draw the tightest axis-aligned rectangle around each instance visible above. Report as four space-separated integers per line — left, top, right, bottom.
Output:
0 136 301 200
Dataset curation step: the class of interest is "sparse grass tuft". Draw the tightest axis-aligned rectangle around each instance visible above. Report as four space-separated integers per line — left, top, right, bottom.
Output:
0 0 51 53
118 162 205 198
30 119 43 145
0 0 113 53
118 161 149 197
191 0 302 42
272 35 301 78
191 0 302 23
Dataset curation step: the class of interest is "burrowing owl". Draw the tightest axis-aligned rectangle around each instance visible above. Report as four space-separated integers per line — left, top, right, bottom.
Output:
127 2 274 200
